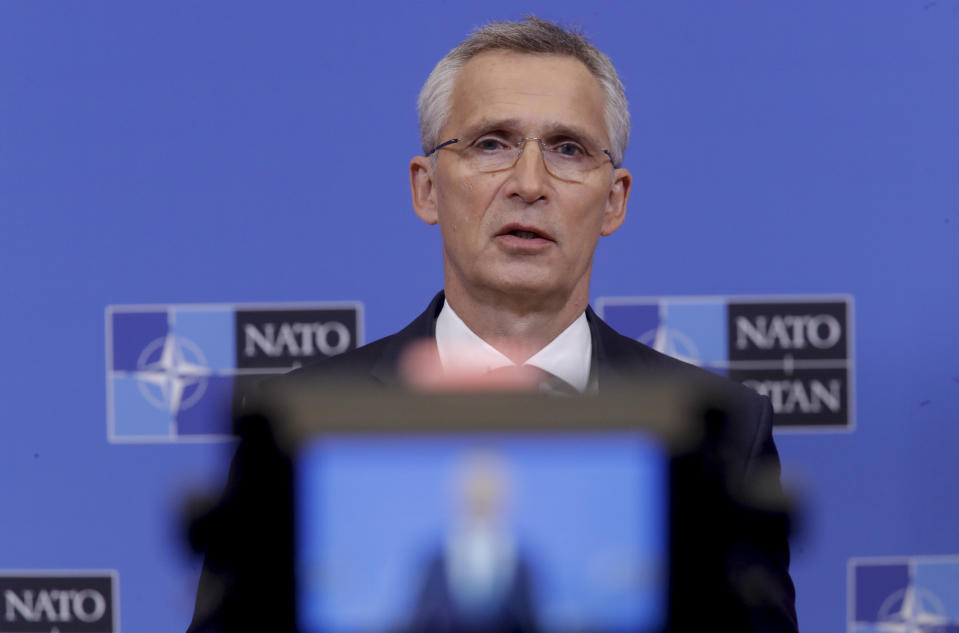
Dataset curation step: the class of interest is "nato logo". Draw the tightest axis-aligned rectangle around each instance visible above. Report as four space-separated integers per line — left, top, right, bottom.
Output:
849 556 959 632
105 302 363 442
594 295 854 430
0 570 118 633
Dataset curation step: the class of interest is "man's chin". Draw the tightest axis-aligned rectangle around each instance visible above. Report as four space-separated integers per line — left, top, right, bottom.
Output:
480 274 569 303
447 260 579 306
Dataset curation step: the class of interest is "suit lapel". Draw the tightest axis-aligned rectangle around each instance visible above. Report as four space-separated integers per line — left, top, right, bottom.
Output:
369 291 445 386
586 306 658 387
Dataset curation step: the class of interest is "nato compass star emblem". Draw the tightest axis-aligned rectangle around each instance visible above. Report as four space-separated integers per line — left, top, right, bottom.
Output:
850 556 959 633
596 297 729 375
635 302 705 366
135 333 211 414
638 323 702 366
874 584 948 632
106 306 237 442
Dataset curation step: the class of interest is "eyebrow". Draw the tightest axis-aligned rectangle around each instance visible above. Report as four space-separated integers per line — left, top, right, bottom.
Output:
459 118 605 148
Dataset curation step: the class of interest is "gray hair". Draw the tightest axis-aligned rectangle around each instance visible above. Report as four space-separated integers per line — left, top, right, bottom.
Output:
417 16 630 167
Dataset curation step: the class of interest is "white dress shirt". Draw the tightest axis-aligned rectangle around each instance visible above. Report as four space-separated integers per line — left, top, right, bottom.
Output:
434 300 592 392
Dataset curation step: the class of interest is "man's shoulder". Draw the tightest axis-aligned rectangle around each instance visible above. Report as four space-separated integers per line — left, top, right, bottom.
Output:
594 311 774 476
286 293 442 383
288 330 402 380
591 310 764 406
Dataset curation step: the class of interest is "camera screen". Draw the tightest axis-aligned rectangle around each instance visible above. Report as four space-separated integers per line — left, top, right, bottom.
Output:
296 431 668 633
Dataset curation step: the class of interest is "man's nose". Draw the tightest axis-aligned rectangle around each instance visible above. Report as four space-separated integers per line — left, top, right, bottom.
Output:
507 139 550 203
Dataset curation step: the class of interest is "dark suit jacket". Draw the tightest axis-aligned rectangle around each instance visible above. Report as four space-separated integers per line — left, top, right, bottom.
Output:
188 291 798 633
406 546 539 633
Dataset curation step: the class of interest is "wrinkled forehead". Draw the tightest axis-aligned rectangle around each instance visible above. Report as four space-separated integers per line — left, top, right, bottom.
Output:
444 50 609 145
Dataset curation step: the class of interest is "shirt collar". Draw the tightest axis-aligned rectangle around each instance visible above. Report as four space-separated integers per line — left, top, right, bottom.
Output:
434 300 592 392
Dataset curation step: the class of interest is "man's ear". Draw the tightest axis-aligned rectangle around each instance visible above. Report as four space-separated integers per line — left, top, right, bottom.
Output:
600 167 632 236
410 156 438 225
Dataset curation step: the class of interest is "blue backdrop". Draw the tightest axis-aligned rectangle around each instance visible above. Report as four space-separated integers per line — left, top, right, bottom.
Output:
2 2 957 632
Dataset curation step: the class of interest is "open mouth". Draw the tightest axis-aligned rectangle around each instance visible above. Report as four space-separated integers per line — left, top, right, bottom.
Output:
499 224 553 242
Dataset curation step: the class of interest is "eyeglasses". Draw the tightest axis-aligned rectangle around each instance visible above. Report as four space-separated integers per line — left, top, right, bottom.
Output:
426 135 615 184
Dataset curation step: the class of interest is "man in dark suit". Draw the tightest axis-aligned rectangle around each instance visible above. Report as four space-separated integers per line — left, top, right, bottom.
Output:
404 452 540 633
189 16 798 633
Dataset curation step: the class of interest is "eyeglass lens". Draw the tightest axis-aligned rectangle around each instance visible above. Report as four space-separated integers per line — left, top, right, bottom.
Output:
467 138 605 182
